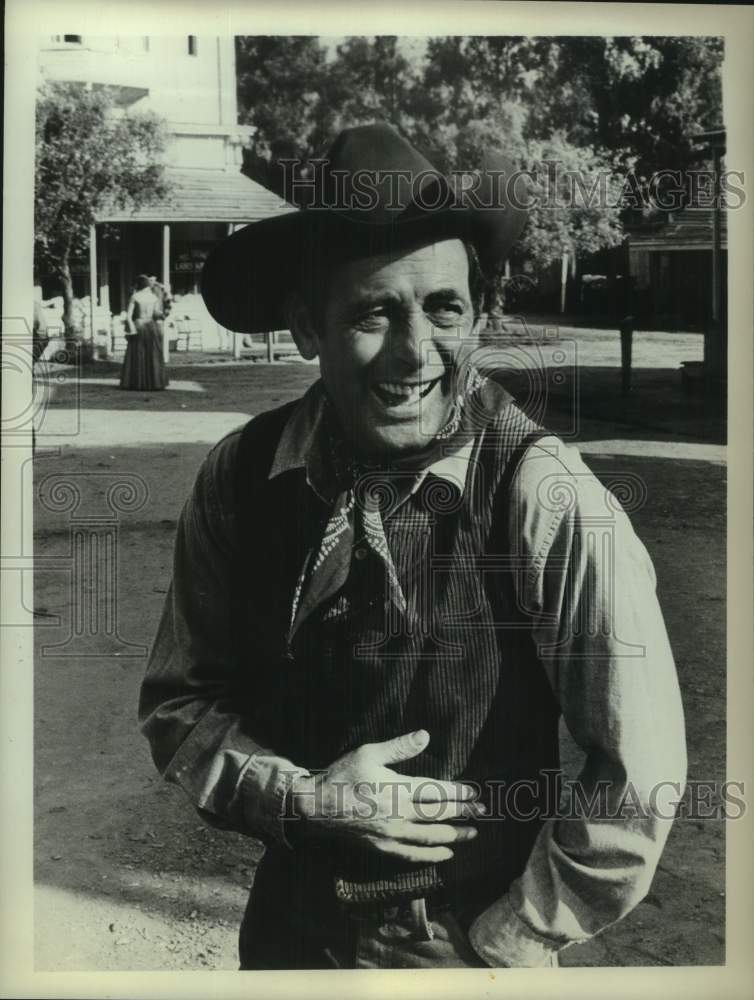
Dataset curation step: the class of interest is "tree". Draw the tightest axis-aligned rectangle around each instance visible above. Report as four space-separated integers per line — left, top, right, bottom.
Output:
34 81 168 348
436 35 724 177
234 34 721 282
236 37 333 200
409 35 720 281
327 36 418 129
405 50 625 271
433 112 624 311
236 36 424 202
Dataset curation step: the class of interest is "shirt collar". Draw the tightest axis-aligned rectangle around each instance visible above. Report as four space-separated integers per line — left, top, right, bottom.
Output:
268 380 327 488
268 376 510 503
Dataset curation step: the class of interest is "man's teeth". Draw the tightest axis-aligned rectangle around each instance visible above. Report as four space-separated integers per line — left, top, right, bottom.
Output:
376 379 438 402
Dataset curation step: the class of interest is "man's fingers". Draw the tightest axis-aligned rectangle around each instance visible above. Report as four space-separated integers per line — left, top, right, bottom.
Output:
409 798 487 822
373 840 455 865
389 822 479 846
403 776 480 803
366 729 430 766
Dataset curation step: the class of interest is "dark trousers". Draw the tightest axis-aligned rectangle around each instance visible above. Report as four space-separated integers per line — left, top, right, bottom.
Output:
238 848 555 970
240 889 485 969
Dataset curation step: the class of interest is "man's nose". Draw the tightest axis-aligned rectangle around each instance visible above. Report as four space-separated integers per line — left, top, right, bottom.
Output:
390 311 444 369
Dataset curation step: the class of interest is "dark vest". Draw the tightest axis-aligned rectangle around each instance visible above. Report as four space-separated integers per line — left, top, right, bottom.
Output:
231 399 561 912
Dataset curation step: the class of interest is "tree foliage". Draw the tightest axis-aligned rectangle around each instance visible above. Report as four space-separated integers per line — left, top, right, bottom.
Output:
35 81 168 337
235 37 335 200
418 35 723 174
235 35 723 274
528 36 724 176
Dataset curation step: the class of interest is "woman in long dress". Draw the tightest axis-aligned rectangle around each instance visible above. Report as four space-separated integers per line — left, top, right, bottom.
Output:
119 274 169 391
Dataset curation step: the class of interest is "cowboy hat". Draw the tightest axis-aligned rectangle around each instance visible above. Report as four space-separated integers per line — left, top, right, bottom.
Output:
200 122 528 334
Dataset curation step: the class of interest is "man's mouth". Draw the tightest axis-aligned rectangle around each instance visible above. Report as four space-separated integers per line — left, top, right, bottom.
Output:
371 374 445 408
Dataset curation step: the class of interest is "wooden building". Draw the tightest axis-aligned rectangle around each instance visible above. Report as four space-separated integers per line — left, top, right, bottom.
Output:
37 34 294 351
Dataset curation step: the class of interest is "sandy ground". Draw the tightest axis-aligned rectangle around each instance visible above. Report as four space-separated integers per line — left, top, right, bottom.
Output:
32 329 727 970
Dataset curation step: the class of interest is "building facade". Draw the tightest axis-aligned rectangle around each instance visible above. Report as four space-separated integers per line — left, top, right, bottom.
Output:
38 34 294 347
626 206 728 331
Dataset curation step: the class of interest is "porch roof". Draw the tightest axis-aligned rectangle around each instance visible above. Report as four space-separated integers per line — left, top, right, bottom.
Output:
96 167 296 224
628 206 727 252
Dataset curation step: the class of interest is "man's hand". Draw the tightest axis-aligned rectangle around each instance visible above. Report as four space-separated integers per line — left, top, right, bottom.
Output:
287 730 484 864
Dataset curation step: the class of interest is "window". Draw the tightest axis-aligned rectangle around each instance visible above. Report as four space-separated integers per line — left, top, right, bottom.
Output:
187 35 197 56
143 36 150 52
63 34 82 44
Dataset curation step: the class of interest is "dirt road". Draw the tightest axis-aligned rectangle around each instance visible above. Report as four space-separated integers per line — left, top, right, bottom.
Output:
33 343 726 970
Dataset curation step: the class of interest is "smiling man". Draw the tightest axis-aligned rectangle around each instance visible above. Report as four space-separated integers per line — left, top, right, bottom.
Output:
289 239 476 456
139 124 686 970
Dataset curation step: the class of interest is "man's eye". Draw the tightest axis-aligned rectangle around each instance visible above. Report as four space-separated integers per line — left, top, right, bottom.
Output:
429 303 463 316
428 304 464 325
354 309 389 330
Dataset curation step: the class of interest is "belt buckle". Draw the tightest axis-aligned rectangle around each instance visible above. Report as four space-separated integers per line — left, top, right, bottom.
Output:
334 865 445 907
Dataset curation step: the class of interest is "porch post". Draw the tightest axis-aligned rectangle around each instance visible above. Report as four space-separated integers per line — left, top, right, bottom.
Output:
228 223 241 358
559 251 569 314
120 227 130 314
708 145 723 377
97 235 110 313
162 223 171 365
97 232 111 358
88 224 97 344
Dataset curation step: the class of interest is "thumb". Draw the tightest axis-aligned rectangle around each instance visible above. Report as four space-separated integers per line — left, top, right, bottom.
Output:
369 729 430 766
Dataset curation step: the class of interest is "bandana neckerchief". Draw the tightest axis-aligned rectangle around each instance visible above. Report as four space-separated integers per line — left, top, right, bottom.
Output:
286 366 493 645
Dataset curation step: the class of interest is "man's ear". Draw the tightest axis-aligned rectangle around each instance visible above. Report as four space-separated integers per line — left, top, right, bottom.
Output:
285 293 319 361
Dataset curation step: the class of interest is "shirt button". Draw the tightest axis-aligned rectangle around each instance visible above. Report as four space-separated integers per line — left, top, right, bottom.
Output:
354 547 367 560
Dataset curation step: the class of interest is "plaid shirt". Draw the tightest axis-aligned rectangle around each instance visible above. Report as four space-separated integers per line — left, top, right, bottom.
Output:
140 379 686 967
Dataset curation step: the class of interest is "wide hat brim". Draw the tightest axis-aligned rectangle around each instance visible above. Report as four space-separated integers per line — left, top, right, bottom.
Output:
201 126 528 335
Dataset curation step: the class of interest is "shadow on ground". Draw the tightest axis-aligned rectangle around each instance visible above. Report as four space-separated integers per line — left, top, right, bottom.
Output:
41 357 725 446
33 357 726 969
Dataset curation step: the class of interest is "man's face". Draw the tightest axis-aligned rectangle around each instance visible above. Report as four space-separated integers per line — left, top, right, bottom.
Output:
296 239 479 459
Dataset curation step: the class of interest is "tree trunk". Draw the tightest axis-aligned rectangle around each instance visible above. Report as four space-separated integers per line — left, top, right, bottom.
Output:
483 275 505 335
483 278 501 317
58 253 92 364
59 255 79 340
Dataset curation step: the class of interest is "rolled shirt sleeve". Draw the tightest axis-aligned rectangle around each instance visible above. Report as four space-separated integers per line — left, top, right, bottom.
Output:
469 438 688 967
138 429 309 847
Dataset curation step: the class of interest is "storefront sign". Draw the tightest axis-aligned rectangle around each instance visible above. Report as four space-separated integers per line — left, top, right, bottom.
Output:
174 249 209 272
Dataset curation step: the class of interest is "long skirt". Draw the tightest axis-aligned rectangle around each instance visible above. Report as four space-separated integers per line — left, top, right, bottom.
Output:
119 321 169 391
